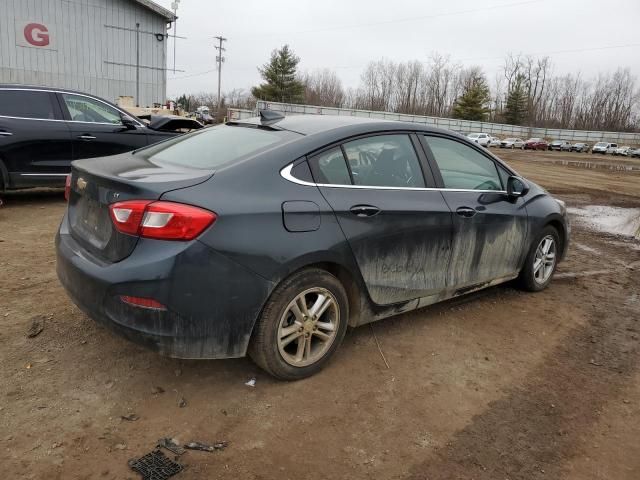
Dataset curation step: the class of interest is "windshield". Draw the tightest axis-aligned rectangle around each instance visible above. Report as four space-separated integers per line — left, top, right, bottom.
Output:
136 124 299 169
467 133 480 138
595 142 607 147
528 138 542 142
505 138 517 142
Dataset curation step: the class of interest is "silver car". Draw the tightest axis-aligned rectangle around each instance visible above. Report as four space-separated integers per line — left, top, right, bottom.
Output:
500 138 525 149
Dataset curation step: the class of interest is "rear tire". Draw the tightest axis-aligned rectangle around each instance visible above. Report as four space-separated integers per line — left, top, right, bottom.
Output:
518 226 560 292
248 268 349 380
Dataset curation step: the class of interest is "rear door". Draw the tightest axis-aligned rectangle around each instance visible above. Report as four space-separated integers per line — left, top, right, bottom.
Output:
310 133 453 306
420 135 528 290
58 92 149 160
0 88 72 187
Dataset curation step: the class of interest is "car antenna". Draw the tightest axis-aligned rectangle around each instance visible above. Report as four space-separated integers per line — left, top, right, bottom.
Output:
259 109 285 126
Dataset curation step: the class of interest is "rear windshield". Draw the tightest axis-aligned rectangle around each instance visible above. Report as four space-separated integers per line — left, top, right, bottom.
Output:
138 124 298 169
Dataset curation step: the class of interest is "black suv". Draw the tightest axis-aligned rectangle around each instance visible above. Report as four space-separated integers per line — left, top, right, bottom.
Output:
0 85 203 191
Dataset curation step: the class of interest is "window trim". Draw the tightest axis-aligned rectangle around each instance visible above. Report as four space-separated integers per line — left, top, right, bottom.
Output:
283 131 517 193
0 88 144 127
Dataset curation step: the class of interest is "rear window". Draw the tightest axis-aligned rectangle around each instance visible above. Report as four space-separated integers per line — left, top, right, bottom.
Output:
139 124 297 169
0 89 57 120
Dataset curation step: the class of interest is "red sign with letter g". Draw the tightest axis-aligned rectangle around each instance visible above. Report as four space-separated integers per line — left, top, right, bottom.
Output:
24 23 50 47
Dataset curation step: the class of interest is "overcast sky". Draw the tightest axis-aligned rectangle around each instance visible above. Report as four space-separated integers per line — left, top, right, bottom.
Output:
155 0 640 99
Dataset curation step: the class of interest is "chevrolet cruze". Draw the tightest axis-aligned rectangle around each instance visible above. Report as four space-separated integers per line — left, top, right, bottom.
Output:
56 112 570 380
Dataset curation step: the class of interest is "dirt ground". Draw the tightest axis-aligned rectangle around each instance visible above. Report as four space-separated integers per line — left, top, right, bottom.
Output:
1 149 639 479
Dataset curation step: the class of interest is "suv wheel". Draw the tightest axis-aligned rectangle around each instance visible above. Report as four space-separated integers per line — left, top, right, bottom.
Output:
249 268 348 380
518 226 560 292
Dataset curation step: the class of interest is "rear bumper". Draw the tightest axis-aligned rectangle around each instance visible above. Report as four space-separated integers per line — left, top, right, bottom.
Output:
56 213 274 359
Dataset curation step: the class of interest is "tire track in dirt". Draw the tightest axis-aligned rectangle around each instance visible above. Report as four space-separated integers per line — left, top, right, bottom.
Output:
407 269 640 480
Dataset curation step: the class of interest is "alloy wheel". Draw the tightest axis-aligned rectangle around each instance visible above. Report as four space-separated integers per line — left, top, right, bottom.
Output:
533 235 556 284
277 288 340 367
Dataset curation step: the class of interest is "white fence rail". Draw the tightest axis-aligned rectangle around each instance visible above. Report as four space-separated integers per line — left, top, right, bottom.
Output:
228 102 640 145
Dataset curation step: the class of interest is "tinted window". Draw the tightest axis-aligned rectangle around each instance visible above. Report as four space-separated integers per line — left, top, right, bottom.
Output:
0 90 56 119
141 124 294 169
62 94 122 124
343 135 425 188
290 160 314 183
425 136 502 191
309 147 351 185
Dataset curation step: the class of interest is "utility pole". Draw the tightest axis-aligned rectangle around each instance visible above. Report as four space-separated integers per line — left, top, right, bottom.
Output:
171 0 180 73
135 22 140 107
213 36 227 115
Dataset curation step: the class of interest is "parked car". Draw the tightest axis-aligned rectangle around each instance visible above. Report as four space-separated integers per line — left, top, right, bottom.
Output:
56 112 570 380
488 136 502 147
0 85 203 191
466 132 491 147
612 146 631 156
570 143 590 153
548 140 572 151
592 142 617 154
499 138 525 149
524 138 549 150
629 148 640 158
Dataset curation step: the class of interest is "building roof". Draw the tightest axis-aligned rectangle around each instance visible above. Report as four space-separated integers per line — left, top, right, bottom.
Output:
131 0 177 21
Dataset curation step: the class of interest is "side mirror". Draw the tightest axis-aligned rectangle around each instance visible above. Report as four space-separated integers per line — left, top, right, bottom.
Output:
507 175 529 198
121 115 137 130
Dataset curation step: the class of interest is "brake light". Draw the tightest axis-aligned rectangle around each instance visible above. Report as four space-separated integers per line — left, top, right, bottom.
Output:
64 174 71 201
109 200 216 240
120 295 167 310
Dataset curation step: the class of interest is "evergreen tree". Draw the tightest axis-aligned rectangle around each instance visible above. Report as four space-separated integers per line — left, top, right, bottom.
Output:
251 45 305 103
504 74 529 125
452 72 491 121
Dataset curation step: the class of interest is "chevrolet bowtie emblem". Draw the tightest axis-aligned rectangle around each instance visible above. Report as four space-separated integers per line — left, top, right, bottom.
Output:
76 177 87 191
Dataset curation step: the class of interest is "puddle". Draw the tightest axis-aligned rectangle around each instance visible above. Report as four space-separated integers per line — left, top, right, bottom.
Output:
568 205 640 239
542 160 640 172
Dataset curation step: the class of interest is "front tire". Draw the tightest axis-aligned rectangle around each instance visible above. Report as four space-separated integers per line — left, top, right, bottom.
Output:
248 268 349 380
518 226 560 292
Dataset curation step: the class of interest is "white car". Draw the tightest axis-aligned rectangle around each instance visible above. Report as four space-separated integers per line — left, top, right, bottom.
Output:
500 138 525 149
592 142 618 154
466 132 491 147
613 146 631 156
488 136 502 147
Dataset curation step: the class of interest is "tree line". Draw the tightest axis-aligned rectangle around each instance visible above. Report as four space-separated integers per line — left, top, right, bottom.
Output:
178 46 640 132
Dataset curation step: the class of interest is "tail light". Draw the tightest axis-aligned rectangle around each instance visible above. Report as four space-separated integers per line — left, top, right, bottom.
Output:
64 174 71 201
120 295 167 310
109 200 216 240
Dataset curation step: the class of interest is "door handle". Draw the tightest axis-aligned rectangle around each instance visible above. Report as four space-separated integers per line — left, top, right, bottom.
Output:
0 131 13 136
350 205 381 217
456 207 477 218
78 134 96 140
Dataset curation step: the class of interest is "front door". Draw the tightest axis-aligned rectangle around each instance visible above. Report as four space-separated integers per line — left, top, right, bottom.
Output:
57 93 149 160
310 133 453 306
421 135 528 290
0 88 72 188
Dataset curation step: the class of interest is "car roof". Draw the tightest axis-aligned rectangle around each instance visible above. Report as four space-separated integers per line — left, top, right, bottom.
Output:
0 84 99 96
230 113 456 137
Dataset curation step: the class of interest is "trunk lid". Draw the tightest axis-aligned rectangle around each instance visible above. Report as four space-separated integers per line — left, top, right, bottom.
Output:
67 152 214 263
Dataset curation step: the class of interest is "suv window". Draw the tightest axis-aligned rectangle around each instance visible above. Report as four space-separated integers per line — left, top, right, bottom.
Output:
0 90 56 120
343 135 425 188
309 147 351 185
62 93 122 124
424 136 503 191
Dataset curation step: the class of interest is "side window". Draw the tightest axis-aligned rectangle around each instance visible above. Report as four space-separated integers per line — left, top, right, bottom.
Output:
308 147 352 185
0 90 56 120
425 136 502 191
61 94 122 124
343 134 425 188
289 160 314 183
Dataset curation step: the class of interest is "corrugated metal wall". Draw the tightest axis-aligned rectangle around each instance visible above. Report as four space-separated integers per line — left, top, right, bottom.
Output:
0 0 169 107
236 101 640 145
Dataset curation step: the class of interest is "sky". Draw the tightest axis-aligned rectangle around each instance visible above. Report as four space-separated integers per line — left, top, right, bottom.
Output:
155 0 640 99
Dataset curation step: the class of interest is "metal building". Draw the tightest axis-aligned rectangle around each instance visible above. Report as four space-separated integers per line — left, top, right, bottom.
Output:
0 0 175 107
